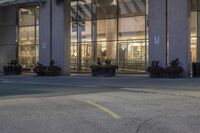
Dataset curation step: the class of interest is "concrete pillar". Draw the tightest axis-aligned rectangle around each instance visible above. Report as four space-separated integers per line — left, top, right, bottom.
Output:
51 0 70 75
64 0 71 75
148 0 167 68
0 7 17 72
39 1 51 66
168 0 190 77
39 0 71 75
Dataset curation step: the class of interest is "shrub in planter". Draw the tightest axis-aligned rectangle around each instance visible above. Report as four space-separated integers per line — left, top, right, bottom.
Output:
147 61 165 78
34 60 62 76
3 60 22 75
33 63 47 76
166 58 184 78
46 60 62 76
90 58 118 77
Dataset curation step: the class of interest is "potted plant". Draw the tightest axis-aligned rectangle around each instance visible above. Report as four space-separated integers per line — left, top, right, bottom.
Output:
147 61 165 78
34 60 62 76
33 63 47 76
166 58 184 78
3 60 22 75
90 58 118 77
46 60 62 76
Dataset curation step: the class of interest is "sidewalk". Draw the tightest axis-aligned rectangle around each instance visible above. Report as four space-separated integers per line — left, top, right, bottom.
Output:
0 74 200 90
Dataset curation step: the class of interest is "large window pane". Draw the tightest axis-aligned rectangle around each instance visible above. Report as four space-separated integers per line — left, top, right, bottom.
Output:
95 0 117 19
19 8 36 26
18 7 39 69
70 0 148 73
97 19 117 41
19 26 36 45
78 0 92 21
118 16 145 40
118 40 146 72
118 0 146 17
18 45 36 68
96 41 117 62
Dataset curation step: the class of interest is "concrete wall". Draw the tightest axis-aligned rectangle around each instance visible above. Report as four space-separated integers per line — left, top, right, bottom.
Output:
0 7 17 72
168 0 190 77
148 0 167 68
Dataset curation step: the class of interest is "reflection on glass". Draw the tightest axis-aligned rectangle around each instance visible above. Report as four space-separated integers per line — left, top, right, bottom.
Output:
118 0 146 17
96 0 117 19
19 7 39 69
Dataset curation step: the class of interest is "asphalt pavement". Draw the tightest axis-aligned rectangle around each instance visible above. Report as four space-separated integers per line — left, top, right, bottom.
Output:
0 75 200 133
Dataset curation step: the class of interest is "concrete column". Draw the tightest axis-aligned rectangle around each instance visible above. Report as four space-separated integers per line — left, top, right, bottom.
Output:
39 0 71 75
64 0 71 75
39 1 51 66
51 0 65 74
168 0 190 77
0 7 17 72
148 0 167 68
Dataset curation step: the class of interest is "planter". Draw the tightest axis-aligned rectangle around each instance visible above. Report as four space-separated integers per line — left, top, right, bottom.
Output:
192 62 200 77
91 67 117 77
34 61 62 76
149 73 163 78
166 66 183 78
3 66 22 75
147 61 165 78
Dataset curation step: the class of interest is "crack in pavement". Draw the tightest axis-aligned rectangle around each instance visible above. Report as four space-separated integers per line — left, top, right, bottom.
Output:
135 119 151 133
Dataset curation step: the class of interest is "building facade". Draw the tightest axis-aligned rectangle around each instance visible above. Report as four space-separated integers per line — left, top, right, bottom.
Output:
0 0 198 77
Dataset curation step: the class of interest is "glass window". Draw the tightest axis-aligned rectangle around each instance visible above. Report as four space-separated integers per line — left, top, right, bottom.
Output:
96 41 117 62
18 7 39 69
78 0 92 21
118 0 146 17
118 16 145 40
118 40 145 72
70 0 148 73
19 26 36 45
97 19 117 41
19 8 36 26
95 0 117 19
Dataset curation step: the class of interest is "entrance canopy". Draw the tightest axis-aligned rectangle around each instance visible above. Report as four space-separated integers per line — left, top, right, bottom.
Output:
0 0 46 7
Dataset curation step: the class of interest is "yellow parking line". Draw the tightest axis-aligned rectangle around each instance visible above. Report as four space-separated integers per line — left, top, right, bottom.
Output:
86 100 121 120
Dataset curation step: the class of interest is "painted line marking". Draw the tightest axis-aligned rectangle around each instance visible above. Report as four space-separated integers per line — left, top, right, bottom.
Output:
86 100 121 120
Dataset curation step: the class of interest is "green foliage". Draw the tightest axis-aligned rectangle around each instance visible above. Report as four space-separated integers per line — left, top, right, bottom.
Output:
105 59 111 65
90 58 118 77
34 60 62 76
170 58 180 67
147 60 165 77
4 60 22 75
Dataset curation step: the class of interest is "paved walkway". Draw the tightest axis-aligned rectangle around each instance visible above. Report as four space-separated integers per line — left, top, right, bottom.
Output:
0 73 200 90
